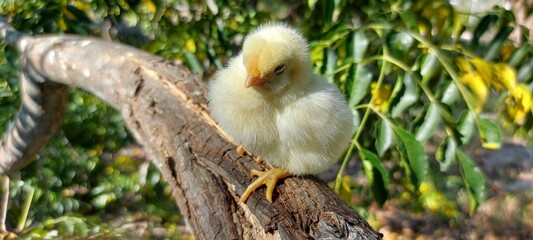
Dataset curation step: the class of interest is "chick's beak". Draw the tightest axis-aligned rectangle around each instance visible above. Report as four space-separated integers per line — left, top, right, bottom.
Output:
245 75 266 88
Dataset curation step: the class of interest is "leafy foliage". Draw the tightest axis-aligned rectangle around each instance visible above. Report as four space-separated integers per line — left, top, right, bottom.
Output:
0 0 532 238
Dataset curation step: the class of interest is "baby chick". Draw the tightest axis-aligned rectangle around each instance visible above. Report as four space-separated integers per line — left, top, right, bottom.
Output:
208 23 354 203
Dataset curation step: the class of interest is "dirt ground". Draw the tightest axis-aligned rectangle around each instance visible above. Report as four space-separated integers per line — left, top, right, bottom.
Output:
372 139 533 240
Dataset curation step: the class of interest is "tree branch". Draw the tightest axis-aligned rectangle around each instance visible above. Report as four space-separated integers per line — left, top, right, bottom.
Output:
0 17 382 239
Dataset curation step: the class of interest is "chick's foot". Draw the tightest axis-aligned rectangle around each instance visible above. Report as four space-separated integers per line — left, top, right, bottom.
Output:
239 168 290 203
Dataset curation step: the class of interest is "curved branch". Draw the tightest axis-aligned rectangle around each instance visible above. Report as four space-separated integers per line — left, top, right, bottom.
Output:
0 61 69 174
0 17 382 239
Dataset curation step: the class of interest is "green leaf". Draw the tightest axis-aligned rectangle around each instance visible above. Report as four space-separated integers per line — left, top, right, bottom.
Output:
393 126 428 188
484 25 514 61
457 150 486 213
352 109 361 135
338 175 353 203
323 23 349 42
508 44 531 68
308 0 318 10
476 116 502 150
360 148 389 206
66 5 92 23
325 0 335 25
399 11 418 31
184 51 203 76
517 60 533 83
350 30 369 62
375 119 393 157
348 65 372 107
457 110 475 145
440 81 459 105
453 12 469 43
472 14 499 47
435 136 457 171
323 47 338 83
64 17 88 35
386 30 414 59
420 53 441 83
415 103 442 143
391 73 419 118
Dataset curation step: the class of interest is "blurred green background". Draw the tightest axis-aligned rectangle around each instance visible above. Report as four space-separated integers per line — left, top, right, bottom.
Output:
0 0 532 239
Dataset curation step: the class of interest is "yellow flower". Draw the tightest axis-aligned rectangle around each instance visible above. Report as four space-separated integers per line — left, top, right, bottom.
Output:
370 82 391 112
57 17 68 31
459 71 488 112
185 38 197 53
500 44 515 62
469 58 496 87
469 58 516 91
457 58 518 113
493 63 516 91
418 182 459 218
142 0 157 13
504 84 533 124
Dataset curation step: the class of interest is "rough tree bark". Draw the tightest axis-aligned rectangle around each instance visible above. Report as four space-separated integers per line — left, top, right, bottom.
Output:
0 17 382 239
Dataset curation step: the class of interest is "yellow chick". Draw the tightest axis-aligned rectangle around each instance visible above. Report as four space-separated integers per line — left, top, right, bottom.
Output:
208 23 354 203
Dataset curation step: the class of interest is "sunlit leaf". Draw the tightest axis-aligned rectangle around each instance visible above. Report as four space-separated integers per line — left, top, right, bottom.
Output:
350 30 369 62
457 150 486 214
348 65 372 107
360 148 389 206
375 119 393 157
457 110 475 145
517 60 533 83
440 81 459 105
393 126 428 188
352 109 361 135
387 30 414 59
453 12 469 42
420 53 441 83
308 0 318 10
415 103 441 143
435 136 456 171
476 116 502 149
324 48 338 83
391 73 419 118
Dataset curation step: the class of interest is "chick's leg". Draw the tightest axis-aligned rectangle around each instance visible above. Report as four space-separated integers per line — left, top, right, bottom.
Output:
240 168 290 203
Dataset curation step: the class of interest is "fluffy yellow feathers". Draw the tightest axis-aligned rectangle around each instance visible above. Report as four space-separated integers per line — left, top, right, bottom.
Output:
209 23 354 203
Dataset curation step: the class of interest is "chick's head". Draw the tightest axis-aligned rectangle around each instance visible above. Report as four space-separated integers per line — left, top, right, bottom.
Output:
242 24 312 95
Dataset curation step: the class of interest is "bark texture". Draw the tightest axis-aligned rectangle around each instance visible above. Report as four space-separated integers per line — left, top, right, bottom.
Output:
0 18 382 239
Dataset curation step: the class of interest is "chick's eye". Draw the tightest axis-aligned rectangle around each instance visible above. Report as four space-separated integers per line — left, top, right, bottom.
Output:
274 64 286 75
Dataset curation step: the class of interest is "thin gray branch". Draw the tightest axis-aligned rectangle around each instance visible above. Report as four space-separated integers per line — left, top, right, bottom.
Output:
0 16 28 51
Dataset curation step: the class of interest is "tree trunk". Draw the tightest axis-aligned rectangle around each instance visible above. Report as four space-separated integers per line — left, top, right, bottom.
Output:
0 18 382 239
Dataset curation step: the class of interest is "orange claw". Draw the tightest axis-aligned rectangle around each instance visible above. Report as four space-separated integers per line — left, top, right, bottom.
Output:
236 146 245 156
239 168 290 203
254 156 262 165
